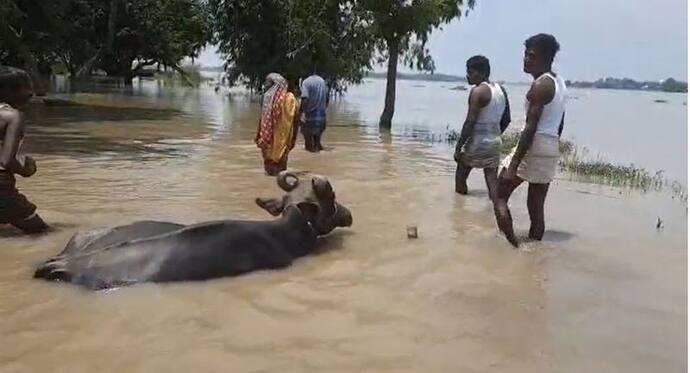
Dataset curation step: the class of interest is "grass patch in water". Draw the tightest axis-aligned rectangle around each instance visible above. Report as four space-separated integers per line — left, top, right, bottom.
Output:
440 129 574 156
559 149 687 200
154 66 208 86
438 128 686 199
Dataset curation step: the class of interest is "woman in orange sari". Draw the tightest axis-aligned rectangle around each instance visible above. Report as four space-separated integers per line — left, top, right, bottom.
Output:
255 73 300 175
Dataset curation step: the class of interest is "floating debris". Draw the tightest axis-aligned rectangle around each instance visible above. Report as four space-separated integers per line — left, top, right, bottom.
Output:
656 217 664 230
450 85 468 91
407 225 418 239
654 99 668 103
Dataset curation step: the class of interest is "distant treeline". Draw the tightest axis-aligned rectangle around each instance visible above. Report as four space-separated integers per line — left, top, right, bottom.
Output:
198 65 226 73
364 71 466 83
197 67 469 83
566 77 687 93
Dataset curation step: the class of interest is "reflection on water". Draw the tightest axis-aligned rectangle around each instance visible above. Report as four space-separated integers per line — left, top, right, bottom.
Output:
0 78 685 372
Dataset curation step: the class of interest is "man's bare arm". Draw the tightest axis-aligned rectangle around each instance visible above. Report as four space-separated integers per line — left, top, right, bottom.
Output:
0 110 35 177
0 110 23 171
455 84 491 156
507 77 555 172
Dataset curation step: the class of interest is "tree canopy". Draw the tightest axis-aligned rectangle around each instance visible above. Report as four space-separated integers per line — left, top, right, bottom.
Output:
209 0 475 128
0 0 212 86
209 0 376 91
353 0 476 128
1 0 475 107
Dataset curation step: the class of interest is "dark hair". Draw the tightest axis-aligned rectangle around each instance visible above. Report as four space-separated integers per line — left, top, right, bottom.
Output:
0 66 31 92
466 55 490 77
524 34 560 64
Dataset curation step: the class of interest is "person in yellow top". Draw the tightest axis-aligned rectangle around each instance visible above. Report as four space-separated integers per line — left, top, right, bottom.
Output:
255 73 301 175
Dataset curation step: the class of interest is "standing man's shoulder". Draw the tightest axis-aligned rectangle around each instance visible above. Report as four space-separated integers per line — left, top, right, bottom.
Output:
470 83 492 106
0 106 21 129
527 75 556 105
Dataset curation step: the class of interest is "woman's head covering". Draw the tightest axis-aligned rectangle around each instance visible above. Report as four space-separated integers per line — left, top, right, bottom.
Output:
256 73 288 150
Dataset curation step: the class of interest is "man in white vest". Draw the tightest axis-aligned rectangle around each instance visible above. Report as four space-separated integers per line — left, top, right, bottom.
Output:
495 34 567 247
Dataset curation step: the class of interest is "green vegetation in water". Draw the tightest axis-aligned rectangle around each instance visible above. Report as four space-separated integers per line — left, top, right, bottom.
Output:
559 150 687 200
364 72 466 83
440 130 574 156
437 129 686 199
155 66 208 87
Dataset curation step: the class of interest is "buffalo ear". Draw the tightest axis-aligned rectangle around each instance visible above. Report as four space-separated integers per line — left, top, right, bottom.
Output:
311 177 334 200
255 198 285 216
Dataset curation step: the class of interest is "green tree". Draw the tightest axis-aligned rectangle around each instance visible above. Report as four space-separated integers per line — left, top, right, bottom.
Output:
96 0 212 85
661 78 687 93
1 0 211 88
209 0 375 91
355 0 476 128
0 0 72 94
50 0 108 78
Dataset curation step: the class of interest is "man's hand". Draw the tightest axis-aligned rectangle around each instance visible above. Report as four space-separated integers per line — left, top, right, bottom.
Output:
454 142 464 163
500 166 517 181
18 156 36 177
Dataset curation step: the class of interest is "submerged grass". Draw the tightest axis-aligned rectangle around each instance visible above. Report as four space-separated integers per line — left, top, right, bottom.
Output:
437 128 687 200
154 66 208 86
559 149 687 200
440 129 574 156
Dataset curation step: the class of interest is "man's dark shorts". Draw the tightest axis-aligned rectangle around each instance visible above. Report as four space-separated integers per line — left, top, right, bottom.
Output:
0 172 37 224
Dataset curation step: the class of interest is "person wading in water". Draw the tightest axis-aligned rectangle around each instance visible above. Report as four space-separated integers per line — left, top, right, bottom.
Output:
255 73 301 176
299 69 328 152
0 66 49 234
495 34 567 247
454 55 511 200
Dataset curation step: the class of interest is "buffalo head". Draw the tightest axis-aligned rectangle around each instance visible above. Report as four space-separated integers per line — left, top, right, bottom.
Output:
256 171 352 235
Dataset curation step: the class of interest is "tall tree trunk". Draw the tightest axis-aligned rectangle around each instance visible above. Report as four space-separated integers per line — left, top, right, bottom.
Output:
123 71 133 86
170 63 195 87
379 37 399 129
75 52 100 78
106 0 118 53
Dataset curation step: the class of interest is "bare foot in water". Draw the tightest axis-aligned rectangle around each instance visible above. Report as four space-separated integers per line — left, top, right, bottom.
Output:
495 201 519 247
455 182 468 195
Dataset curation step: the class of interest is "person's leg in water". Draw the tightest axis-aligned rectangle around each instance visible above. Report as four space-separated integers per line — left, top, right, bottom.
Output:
483 167 499 201
11 213 49 235
308 135 319 152
315 134 324 151
263 160 279 176
302 126 319 152
527 182 549 240
0 174 50 235
455 163 472 194
316 122 326 151
302 130 313 152
4 193 49 234
495 168 522 247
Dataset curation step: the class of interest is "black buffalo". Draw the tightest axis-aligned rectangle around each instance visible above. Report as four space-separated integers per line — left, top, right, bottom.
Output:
34 172 352 290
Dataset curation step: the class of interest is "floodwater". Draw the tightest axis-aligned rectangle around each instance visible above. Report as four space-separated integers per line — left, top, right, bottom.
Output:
0 77 686 372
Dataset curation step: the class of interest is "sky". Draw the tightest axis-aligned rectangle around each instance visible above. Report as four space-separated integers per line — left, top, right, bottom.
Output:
196 0 688 82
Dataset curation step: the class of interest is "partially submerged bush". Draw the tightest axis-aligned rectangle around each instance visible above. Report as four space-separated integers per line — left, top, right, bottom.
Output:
437 127 685 199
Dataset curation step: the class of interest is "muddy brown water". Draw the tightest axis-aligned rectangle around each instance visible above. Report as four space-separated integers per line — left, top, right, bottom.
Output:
0 80 686 372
